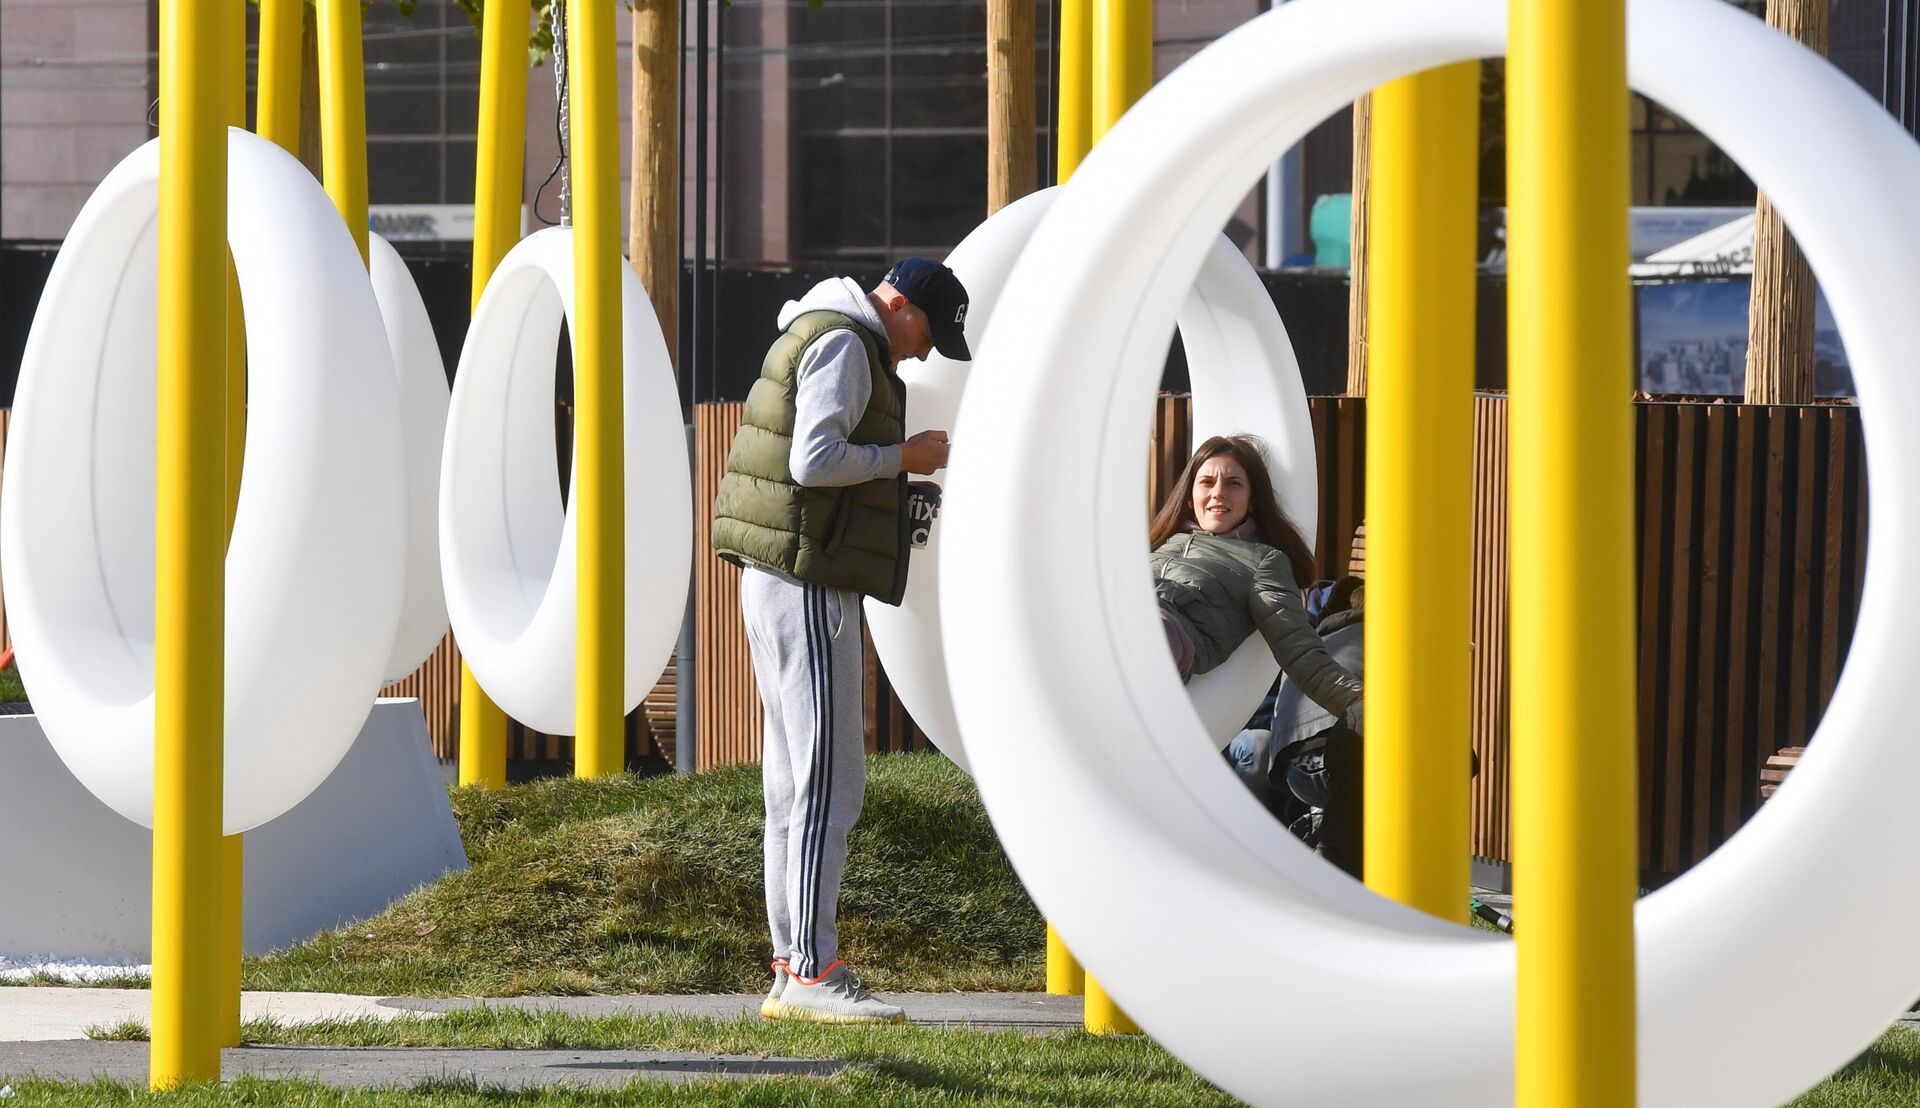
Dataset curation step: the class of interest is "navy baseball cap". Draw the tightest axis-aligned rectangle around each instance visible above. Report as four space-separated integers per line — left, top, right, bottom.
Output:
884 257 972 361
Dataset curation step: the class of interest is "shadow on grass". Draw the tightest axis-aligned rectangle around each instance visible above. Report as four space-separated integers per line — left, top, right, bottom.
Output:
1790 1027 1920 1107
1847 1038 1920 1081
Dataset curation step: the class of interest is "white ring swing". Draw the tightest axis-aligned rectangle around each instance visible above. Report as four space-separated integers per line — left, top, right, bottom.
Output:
439 226 692 736
368 232 454 682
943 0 1920 1103
0 129 408 835
864 186 1317 772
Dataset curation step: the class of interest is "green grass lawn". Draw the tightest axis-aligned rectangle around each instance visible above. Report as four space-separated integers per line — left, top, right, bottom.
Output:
239 753 1044 996
0 663 24 703
42 1009 1920 1106
1789 1026 1920 1108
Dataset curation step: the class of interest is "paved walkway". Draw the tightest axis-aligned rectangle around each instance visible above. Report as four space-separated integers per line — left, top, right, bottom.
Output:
0 988 1083 1090
0 989 414 1042
387 991 1082 1032
0 987 1082 1043
0 1041 845 1089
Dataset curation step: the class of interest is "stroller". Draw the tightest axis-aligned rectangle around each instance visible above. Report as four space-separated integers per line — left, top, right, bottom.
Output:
1225 575 1366 874
1228 576 1513 933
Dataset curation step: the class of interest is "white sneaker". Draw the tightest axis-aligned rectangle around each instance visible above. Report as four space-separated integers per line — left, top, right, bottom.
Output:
773 960 905 1025
760 960 790 1018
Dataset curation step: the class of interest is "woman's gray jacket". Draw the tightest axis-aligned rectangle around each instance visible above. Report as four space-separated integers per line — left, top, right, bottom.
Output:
1151 529 1363 717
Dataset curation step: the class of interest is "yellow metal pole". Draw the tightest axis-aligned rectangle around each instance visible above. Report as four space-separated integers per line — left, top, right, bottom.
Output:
1083 975 1140 1035
1047 0 1088 998
1049 0 1146 1007
256 0 302 155
569 0 625 778
458 0 531 791
473 0 530 301
1080 0 1155 1034
151 0 229 1086
1055 0 1091 182
315 0 370 264
218 833 243 1045
1361 63 1477 921
1090 0 1151 140
1044 923 1083 994
219 2 247 1049
1507 0 1638 1102
458 671 509 787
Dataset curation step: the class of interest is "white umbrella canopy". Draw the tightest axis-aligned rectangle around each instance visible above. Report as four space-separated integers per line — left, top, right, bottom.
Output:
1630 211 1757 276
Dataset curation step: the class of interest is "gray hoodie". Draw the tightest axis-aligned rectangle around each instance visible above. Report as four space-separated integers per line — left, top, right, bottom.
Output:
777 278 904 488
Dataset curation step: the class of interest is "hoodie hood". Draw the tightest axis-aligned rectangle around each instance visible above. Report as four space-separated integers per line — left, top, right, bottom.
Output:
777 277 889 344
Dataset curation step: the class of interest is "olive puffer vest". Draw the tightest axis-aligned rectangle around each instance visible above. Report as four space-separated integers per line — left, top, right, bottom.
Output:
1151 529 1362 716
711 310 910 604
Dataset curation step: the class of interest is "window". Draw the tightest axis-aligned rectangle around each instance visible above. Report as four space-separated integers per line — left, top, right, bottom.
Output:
786 0 1048 263
361 0 482 205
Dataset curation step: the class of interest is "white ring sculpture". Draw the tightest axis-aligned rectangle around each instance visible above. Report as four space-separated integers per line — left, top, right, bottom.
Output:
440 227 692 735
0 129 407 835
368 232 453 681
865 187 1316 771
943 0 1920 1103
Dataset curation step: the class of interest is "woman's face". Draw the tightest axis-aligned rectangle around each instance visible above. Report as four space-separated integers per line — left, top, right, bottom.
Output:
1190 453 1252 534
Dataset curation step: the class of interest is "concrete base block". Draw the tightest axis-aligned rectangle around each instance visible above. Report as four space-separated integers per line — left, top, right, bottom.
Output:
0 698 468 960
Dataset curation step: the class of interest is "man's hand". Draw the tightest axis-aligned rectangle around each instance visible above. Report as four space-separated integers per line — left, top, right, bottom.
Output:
901 429 950 475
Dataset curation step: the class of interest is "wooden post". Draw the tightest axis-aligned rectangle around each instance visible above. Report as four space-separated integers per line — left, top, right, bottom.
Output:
1745 0 1828 406
1346 94 1371 396
630 0 680 373
988 0 1037 214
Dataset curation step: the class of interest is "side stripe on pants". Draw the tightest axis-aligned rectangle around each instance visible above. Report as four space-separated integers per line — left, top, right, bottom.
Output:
796 583 837 977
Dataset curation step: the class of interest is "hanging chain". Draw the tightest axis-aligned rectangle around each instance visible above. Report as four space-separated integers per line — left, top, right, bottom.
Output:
552 0 571 226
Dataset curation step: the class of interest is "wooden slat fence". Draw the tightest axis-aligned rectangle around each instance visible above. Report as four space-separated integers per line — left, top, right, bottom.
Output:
1308 398 1368 580
1470 396 1512 863
1366 397 1867 878
1629 401 1867 878
1149 393 1194 511
694 402 764 768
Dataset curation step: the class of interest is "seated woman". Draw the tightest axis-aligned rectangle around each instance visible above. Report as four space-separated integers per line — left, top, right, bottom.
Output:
1150 434 1363 735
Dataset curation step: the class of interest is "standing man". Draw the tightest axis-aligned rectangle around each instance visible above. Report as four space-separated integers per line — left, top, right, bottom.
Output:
711 258 970 1024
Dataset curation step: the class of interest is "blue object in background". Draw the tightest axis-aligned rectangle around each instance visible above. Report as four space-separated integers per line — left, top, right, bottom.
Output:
1309 193 1352 268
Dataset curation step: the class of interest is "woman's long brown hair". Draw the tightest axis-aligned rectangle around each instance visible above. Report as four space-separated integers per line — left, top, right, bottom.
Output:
1147 434 1318 586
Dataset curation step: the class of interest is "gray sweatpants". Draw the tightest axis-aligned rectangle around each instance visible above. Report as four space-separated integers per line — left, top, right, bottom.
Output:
739 567 867 980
